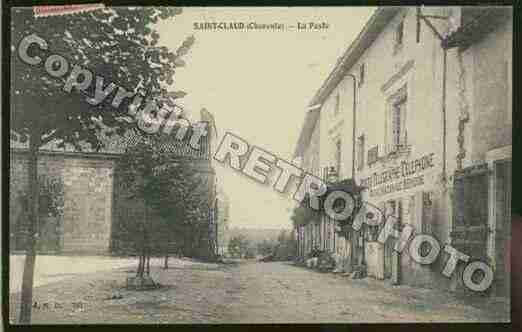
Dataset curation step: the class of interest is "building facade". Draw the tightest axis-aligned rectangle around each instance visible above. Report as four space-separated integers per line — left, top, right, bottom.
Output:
214 188 231 256
294 7 512 296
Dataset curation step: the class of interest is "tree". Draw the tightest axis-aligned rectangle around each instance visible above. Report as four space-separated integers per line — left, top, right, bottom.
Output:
116 132 209 276
10 7 193 323
290 194 320 229
117 139 159 281
152 150 210 268
228 234 250 258
257 239 277 257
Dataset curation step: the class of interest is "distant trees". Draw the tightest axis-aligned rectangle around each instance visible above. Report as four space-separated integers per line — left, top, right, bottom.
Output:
256 230 296 262
228 234 250 258
227 229 296 261
257 239 277 257
290 195 321 229
272 230 296 261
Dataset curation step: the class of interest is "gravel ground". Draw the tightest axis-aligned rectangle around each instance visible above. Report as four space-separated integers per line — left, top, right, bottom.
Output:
9 258 509 324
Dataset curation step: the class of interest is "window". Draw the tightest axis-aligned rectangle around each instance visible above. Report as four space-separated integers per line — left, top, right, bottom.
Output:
451 165 490 254
359 63 365 87
334 93 340 116
453 169 489 227
387 87 408 153
335 139 342 175
394 20 404 54
392 99 403 147
368 145 379 165
357 135 365 171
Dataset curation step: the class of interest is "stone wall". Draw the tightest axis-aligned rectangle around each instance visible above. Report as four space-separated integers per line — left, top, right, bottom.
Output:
10 150 116 254
10 150 218 258
10 152 65 252
62 158 114 254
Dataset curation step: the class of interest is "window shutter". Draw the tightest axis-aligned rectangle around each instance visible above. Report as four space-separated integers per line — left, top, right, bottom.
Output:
453 176 465 226
422 191 434 234
368 145 378 165
451 165 490 257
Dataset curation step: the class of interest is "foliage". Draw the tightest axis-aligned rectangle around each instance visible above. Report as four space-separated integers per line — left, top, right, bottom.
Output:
259 230 296 261
228 234 250 258
244 246 257 259
10 6 194 322
316 251 336 272
116 134 210 270
11 7 193 150
273 230 296 261
257 239 277 257
290 195 321 228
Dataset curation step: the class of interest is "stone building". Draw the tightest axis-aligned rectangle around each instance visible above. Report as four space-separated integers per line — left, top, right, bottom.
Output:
214 188 230 256
10 109 226 260
294 7 511 296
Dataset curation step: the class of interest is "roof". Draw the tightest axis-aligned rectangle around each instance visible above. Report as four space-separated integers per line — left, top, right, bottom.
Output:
10 125 211 160
309 7 400 107
294 7 400 159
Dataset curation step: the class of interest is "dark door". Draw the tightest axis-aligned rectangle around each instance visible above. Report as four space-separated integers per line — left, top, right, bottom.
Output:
383 200 397 280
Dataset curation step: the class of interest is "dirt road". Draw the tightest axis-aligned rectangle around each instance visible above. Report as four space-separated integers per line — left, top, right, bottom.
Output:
9 258 509 324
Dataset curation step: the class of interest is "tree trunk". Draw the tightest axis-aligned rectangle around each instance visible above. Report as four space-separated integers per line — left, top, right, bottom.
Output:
19 136 40 324
163 245 169 270
139 232 146 278
137 224 146 278
136 256 141 277
185 227 191 257
146 251 150 276
145 230 150 276
144 206 150 276
163 232 170 269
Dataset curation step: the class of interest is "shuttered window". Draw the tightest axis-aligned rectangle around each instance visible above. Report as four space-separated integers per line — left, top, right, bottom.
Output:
386 86 407 152
453 171 489 227
452 165 489 257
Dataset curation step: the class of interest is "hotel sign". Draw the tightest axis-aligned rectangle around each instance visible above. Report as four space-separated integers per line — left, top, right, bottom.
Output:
360 153 435 197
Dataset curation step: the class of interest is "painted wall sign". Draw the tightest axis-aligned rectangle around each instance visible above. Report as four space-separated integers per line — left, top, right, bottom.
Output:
369 175 424 197
360 153 435 189
359 153 435 197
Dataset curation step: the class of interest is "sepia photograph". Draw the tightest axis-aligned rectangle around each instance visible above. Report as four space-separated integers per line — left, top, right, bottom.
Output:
4 3 513 326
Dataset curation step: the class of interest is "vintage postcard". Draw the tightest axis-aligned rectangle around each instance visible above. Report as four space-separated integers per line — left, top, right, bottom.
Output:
6 5 512 325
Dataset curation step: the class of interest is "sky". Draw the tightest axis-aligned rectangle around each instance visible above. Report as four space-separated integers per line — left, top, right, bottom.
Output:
156 7 375 229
